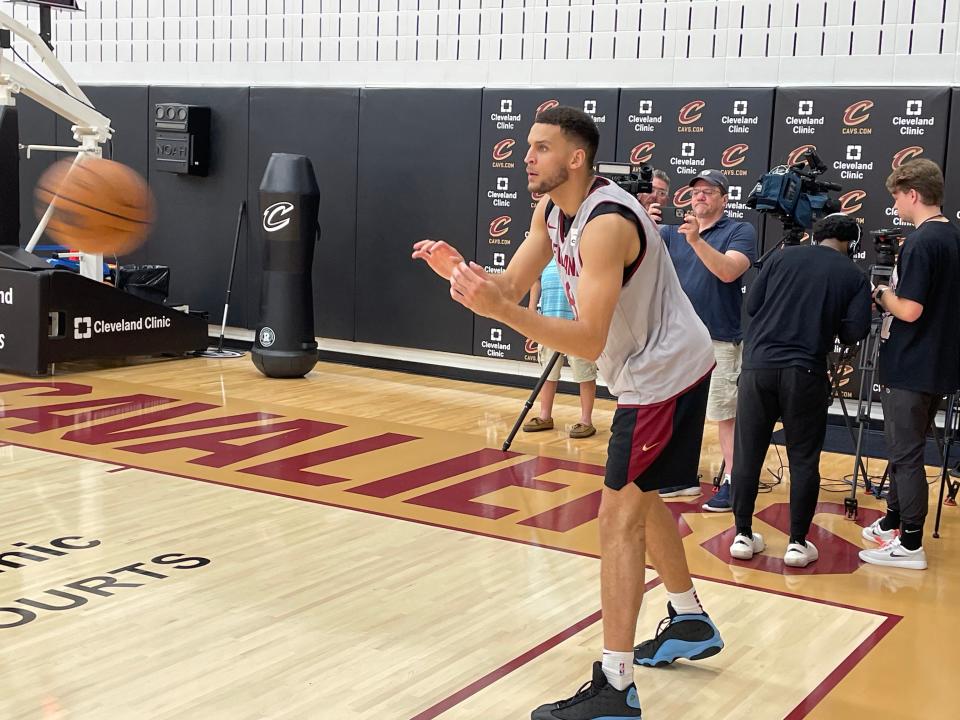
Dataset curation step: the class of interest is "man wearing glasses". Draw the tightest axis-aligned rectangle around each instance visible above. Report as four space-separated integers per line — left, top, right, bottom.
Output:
659 169 758 509
637 169 671 224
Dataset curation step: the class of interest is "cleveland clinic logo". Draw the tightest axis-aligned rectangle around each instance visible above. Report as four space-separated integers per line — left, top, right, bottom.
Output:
630 142 656 164
843 100 874 126
492 139 515 161
262 202 294 233
721 143 749 168
787 144 817 166
73 316 92 340
489 216 511 237
678 100 705 125
892 146 924 169
839 190 867 214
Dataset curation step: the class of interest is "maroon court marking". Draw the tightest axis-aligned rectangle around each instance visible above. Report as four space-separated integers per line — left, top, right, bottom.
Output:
785 613 900 720
106 465 131 473
2 440 902 719
408 577 663 720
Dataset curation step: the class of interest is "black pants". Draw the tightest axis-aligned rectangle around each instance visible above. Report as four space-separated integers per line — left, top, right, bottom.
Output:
880 387 940 529
731 367 831 540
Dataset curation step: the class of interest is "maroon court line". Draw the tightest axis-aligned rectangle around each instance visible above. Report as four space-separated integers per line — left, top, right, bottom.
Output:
408 577 664 720
106 465 132 473
6 440 904 718
785 613 900 720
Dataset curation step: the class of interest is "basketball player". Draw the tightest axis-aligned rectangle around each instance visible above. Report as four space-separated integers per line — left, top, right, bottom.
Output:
412 106 723 719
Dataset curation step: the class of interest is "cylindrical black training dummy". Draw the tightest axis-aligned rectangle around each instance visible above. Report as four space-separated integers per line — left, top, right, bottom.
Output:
251 153 320 378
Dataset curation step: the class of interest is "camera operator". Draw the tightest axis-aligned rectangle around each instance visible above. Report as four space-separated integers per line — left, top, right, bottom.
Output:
638 169 670 224
859 159 960 571
729 214 871 567
660 169 758 507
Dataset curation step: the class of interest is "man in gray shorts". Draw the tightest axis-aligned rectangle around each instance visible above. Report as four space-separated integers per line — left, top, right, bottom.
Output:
660 169 757 510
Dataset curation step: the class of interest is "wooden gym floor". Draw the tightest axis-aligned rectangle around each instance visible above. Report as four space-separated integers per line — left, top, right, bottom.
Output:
0 357 956 719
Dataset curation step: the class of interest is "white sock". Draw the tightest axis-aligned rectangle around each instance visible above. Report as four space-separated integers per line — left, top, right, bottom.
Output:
667 586 704 615
601 649 634 691
722 473 731 485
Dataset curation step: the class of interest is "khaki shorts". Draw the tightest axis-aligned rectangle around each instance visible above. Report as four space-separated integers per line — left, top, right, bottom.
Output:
707 340 741 421
538 345 598 384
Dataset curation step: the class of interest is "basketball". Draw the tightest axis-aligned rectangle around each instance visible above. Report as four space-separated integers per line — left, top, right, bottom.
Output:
34 156 155 256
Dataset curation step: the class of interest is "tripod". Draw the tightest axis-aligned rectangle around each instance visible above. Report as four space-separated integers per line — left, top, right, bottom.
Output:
502 351 562 451
933 391 960 538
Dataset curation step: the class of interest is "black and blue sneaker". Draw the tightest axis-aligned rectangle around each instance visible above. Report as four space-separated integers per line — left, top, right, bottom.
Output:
633 603 724 667
531 661 642 719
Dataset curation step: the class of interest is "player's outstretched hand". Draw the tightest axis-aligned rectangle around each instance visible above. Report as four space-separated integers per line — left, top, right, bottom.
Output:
412 239 464 280
449 261 503 318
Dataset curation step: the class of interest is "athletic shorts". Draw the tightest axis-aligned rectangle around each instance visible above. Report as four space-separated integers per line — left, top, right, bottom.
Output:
604 372 711 492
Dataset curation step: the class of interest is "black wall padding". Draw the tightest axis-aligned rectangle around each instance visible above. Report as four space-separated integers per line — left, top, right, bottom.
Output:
15 95 58 248
942 89 960 224
355 88 481 353
0 107 19 246
56 85 152 266
248 87 359 341
147 86 250 324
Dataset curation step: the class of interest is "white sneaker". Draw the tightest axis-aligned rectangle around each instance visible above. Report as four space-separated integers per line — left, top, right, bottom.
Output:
730 532 765 560
858 537 927 570
862 519 898 545
784 540 819 568
659 485 702 498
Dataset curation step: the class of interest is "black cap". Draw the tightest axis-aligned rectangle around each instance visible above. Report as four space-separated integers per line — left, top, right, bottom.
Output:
689 169 729 194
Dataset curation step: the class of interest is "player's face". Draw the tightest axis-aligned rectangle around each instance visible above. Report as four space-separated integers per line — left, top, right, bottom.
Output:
525 124 578 194
689 180 726 218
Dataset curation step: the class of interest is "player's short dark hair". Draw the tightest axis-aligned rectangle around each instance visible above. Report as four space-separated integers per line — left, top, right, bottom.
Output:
813 214 860 245
534 106 600 167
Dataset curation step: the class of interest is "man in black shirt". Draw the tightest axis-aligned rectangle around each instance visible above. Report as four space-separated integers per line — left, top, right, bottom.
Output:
729 214 871 568
859 159 960 571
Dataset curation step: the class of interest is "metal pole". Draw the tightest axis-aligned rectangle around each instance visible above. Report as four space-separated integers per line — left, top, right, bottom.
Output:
502 351 562 451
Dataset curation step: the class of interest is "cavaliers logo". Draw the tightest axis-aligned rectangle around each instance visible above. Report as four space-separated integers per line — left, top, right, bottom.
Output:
489 215 512 237
892 146 924 169
673 187 695 208
843 100 874 127
492 139 515 161
630 142 656 164
839 190 867 214
787 144 817 166
536 99 560 115
524 338 540 354
721 143 749 168
678 100 705 125
531 191 545 202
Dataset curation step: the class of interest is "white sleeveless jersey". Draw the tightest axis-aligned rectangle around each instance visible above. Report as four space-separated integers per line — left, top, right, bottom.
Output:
548 178 714 405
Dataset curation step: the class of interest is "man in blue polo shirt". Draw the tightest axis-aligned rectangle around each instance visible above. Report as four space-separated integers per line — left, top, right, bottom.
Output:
660 169 758 510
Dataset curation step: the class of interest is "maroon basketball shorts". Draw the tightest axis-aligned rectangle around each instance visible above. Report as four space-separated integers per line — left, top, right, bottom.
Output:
605 373 711 492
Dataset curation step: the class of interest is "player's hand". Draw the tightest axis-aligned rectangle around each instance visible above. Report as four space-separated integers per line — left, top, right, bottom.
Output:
679 213 702 244
647 202 662 224
412 239 464 280
449 261 504 318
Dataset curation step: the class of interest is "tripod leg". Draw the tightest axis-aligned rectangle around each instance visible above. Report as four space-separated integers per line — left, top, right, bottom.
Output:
502 351 562 451
933 392 958 538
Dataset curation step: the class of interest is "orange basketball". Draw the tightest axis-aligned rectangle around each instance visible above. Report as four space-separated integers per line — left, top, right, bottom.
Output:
35 156 154 256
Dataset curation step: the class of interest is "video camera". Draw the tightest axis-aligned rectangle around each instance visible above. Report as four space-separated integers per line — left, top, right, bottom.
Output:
869 228 903 270
746 149 842 243
595 161 652 196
